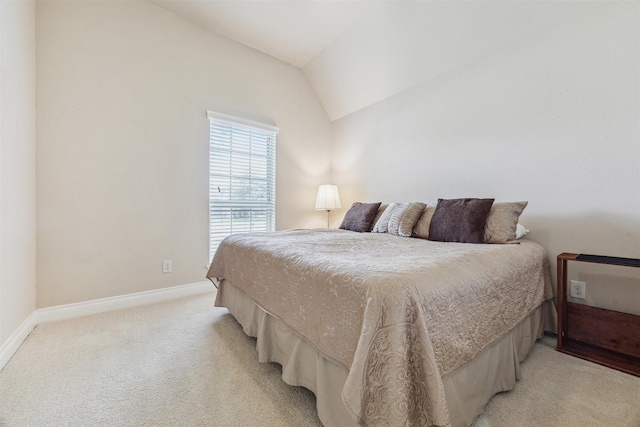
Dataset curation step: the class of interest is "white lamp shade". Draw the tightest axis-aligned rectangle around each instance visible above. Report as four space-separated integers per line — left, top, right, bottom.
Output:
315 185 341 211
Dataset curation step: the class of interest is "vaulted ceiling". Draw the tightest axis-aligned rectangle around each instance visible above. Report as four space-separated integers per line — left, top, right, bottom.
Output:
149 1 613 121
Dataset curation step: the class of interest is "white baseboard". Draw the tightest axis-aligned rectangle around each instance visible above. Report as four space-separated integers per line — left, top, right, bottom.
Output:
0 312 38 372
37 281 215 324
0 281 215 372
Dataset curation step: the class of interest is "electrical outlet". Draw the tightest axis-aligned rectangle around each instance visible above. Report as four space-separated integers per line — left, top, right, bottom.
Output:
162 260 172 273
570 280 586 299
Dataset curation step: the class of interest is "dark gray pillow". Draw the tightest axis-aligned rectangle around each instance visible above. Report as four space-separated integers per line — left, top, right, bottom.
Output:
339 202 382 232
428 198 495 243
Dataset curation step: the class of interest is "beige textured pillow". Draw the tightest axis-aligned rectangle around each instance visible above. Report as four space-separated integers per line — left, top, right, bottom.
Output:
372 203 399 233
399 202 427 237
412 206 436 239
388 202 426 237
484 201 528 243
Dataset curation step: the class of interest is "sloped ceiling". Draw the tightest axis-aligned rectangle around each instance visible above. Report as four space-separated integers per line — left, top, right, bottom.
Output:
149 1 612 121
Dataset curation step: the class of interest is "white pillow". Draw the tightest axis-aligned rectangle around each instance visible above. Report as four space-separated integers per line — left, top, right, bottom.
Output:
372 203 399 233
515 223 529 239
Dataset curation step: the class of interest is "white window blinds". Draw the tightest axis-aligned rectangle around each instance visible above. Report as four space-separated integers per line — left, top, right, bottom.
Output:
208 111 278 259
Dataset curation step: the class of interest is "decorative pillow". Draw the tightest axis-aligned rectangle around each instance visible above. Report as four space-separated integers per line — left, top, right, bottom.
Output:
387 203 409 235
339 202 382 232
428 198 495 243
372 203 399 233
388 202 426 237
371 204 388 230
484 202 528 243
411 205 436 239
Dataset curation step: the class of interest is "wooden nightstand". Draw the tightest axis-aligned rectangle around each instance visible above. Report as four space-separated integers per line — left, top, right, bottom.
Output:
557 253 640 377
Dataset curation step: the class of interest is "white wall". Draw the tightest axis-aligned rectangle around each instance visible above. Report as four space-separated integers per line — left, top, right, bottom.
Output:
28 0 640 315
36 0 332 308
332 3 640 313
304 2 613 121
0 0 37 346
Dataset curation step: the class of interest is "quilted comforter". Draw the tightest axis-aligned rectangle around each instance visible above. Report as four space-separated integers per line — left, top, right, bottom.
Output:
207 229 553 426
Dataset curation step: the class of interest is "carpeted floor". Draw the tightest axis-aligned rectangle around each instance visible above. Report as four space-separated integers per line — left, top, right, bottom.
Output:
1 291 639 427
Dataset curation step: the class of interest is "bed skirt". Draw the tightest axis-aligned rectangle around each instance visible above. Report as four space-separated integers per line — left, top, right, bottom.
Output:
215 279 556 427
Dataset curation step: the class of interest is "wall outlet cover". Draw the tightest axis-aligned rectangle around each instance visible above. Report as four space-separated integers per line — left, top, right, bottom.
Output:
570 280 586 299
162 260 172 273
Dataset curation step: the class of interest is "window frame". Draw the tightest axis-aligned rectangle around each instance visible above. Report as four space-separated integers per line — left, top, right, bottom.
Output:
207 111 278 260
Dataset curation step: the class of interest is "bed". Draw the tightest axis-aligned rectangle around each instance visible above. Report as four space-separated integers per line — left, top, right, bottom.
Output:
206 228 555 427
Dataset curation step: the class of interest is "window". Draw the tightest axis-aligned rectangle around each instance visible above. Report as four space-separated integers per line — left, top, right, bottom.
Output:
208 111 278 259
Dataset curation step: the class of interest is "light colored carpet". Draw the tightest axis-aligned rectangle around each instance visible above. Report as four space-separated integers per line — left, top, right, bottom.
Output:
0 291 639 427
470 336 640 427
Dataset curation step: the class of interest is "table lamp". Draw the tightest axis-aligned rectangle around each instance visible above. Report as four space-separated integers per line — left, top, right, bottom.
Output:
315 184 341 228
